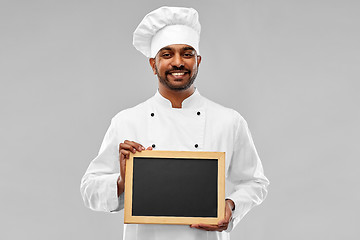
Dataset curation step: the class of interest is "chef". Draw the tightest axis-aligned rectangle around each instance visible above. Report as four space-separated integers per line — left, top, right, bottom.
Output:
80 6 269 240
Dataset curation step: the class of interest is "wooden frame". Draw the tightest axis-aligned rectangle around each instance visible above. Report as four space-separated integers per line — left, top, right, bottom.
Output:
124 150 225 225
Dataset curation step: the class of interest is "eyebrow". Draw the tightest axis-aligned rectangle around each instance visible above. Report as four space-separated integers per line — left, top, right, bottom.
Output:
183 46 195 51
158 46 195 52
159 47 172 51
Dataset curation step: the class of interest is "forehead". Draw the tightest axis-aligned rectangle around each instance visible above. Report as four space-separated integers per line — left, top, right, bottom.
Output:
158 44 196 52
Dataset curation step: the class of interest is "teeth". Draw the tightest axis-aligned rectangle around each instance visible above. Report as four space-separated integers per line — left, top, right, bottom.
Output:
171 72 185 76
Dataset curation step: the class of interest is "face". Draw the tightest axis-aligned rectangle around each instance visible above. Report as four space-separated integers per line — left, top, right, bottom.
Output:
149 44 202 91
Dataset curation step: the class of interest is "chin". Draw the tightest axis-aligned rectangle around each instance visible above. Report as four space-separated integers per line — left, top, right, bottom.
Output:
158 74 196 91
167 82 193 91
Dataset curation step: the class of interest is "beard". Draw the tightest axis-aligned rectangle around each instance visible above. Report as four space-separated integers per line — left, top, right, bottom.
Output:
155 65 198 91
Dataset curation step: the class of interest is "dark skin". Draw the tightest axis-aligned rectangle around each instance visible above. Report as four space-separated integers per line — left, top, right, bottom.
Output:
149 44 201 108
117 44 235 231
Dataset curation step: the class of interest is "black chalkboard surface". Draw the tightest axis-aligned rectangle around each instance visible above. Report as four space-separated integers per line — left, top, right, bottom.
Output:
124 151 225 225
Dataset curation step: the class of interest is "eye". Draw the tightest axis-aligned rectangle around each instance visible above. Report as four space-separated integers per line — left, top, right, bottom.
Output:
161 53 171 58
184 52 194 57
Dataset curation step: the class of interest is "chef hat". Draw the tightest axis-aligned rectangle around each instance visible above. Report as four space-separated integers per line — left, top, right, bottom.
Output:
133 6 201 58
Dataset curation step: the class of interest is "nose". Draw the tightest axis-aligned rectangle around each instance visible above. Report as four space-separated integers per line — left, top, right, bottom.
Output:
171 53 184 68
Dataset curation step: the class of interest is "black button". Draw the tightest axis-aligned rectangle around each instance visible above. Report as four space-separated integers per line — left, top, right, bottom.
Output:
152 144 156 148
151 113 154 117
195 144 198 148
197 111 201 116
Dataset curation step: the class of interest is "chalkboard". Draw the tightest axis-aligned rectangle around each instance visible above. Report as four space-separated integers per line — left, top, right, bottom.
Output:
124 151 225 225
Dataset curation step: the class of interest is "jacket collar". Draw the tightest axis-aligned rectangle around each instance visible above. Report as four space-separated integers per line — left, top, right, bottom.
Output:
153 88 204 109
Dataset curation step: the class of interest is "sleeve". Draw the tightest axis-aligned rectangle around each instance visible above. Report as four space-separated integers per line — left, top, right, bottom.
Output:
225 111 269 232
80 118 124 212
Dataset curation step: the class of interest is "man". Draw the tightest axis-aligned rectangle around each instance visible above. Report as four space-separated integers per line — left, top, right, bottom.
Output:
81 6 269 240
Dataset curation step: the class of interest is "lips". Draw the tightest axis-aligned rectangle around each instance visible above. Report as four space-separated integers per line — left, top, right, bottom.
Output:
168 72 189 81
166 70 189 76
171 72 186 76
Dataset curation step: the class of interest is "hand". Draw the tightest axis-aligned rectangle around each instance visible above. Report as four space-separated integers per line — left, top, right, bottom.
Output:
117 140 152 196
190 199 234 232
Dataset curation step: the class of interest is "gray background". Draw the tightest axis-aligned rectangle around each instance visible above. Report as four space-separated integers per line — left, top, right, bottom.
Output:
1 0 359 239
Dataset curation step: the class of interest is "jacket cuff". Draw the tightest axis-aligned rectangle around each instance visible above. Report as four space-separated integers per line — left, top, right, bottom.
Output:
106 174 123 212
224 196 237 232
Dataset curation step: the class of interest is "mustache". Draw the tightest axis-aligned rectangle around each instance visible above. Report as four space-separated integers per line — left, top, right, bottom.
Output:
165 66 190 74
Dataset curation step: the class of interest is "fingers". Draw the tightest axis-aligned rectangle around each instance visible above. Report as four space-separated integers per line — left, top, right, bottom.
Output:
191 201 233 232
124 140 145 151
216 201 233 228
191 223 228 231
217 219 229 227
190 223 228 232
120 140 145 153
120 149 131 159
225 201 233 222
218 211 231 226
119 140 145 182
119 140 146 158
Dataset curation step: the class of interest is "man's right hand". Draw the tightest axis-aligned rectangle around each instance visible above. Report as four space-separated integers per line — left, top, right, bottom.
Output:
117 140 152 196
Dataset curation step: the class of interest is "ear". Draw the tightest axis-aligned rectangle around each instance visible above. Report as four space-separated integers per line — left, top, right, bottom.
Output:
197 55 202 67
149 58 157 75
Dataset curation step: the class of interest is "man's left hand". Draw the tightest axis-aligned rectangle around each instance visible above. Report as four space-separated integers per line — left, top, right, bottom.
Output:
190 199 234 232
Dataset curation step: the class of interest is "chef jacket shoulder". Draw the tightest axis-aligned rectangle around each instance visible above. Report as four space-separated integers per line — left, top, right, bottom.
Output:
108 100 151 135
201 96 247 130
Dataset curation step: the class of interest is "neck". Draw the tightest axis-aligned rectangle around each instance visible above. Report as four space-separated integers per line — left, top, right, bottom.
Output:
158 85 195 108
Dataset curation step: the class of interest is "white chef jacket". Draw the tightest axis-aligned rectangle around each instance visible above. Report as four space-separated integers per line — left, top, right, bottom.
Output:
80 89 269 240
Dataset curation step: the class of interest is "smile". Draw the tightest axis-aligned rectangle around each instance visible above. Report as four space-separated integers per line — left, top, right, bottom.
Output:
171 72 185 76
